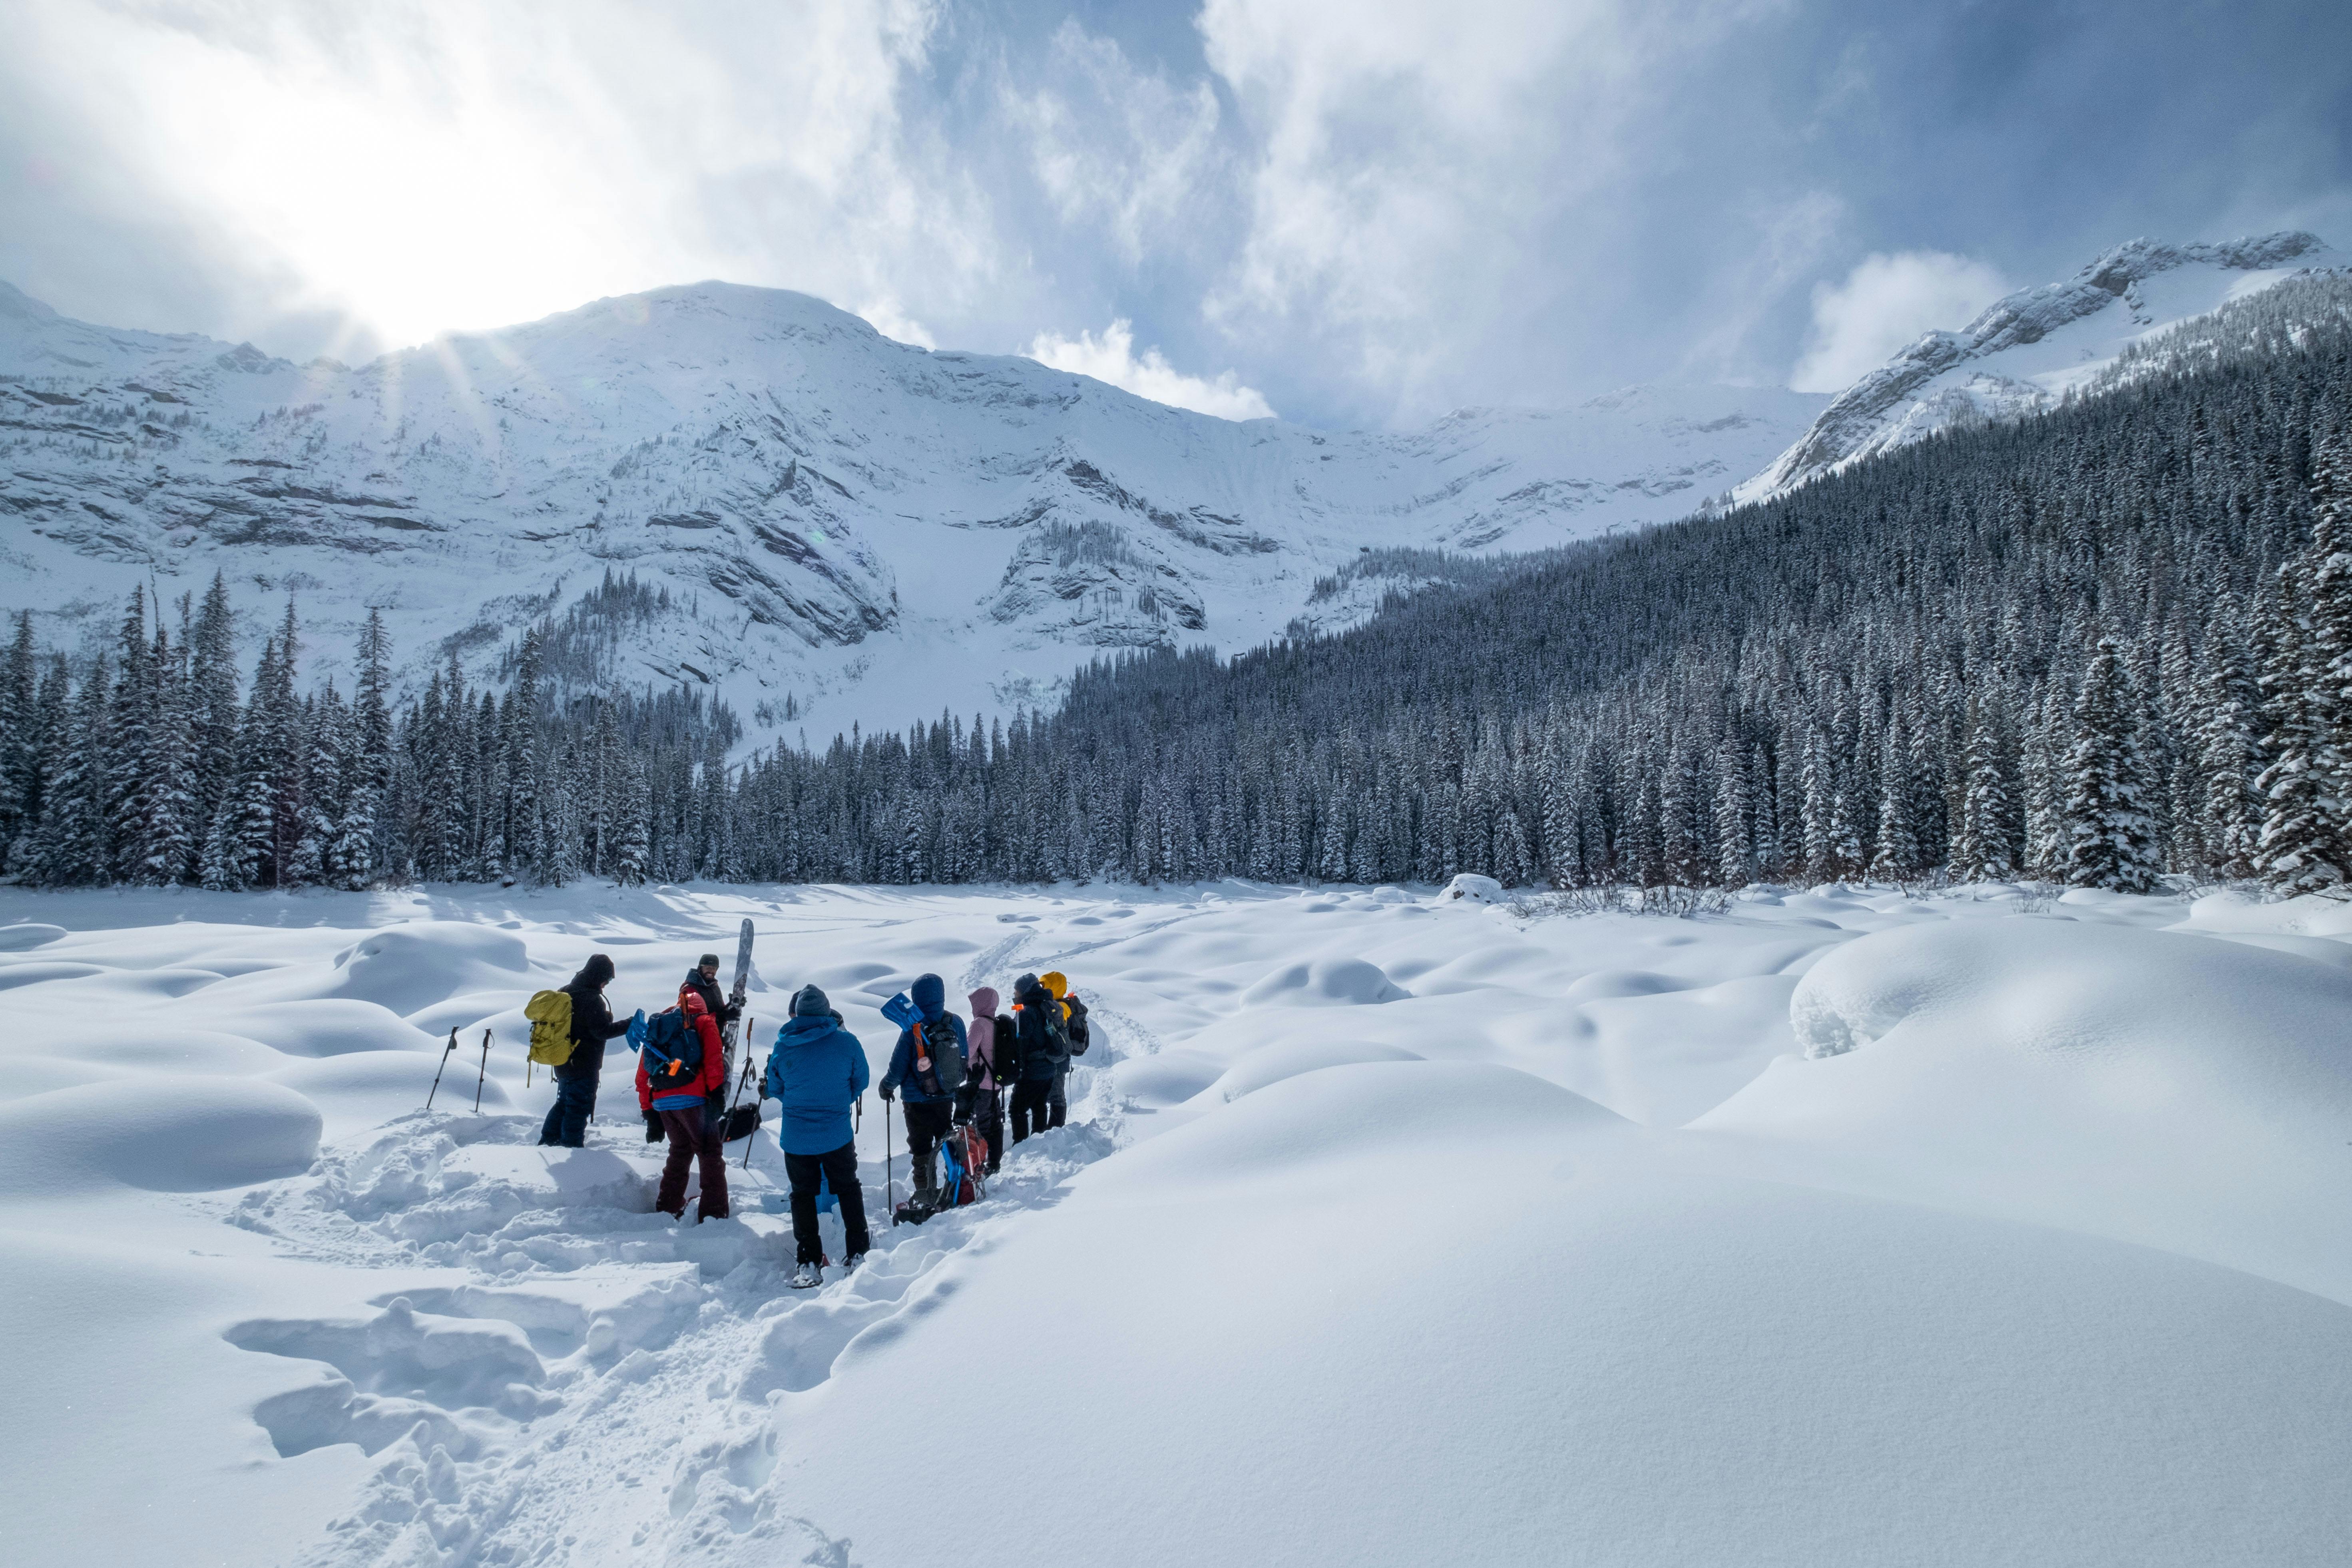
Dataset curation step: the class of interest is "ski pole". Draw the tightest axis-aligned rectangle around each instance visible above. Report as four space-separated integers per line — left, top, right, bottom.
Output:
886 1096 896 1227
726 1015 759 1170
734 1025 762 1171
474 1027 492 1112
425 1027 458 1110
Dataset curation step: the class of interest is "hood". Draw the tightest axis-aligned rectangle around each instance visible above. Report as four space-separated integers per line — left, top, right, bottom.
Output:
792 984 833 1018
576 954 615 988
1040 971 1068 999
912 973 946 1020
968 986 999 1017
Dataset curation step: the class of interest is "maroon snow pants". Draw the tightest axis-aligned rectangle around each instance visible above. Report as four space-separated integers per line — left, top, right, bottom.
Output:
656 1107 730 1219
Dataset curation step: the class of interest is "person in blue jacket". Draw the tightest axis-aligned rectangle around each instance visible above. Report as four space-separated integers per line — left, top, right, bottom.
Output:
761 984 872 1288
878 972 966 1205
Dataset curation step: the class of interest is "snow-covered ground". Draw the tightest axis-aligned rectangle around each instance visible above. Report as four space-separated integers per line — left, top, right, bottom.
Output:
4 878 2350 1566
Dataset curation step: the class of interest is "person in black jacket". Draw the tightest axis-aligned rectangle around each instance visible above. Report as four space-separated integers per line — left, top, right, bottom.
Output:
537 954 635 1148
681 953 743 1133
681 954 742 1027
1008 972 1068 1144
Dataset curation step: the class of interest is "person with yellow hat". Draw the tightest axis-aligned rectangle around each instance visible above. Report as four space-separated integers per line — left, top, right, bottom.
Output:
1008 972 1070 1142
1040 971 1092 1129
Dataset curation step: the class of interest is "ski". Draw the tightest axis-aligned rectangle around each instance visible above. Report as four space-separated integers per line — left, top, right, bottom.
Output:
720 916 753 1082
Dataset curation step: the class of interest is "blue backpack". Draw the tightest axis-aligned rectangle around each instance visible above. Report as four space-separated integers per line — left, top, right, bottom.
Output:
640 1007 704 1092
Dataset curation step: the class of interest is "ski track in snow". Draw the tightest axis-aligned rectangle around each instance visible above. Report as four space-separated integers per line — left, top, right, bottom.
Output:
7 877 2352 1566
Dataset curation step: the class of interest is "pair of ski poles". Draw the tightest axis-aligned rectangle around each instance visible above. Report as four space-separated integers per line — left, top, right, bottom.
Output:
424 1026 494 1112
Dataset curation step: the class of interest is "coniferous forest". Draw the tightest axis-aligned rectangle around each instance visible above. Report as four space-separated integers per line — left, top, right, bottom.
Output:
3 278 2351 898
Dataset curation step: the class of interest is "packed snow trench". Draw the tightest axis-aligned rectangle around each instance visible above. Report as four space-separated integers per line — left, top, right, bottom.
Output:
4 879 2350 1567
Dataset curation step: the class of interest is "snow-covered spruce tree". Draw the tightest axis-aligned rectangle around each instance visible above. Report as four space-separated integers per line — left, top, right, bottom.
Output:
1952 692 2018 881
30 654 112 885
103 588 155 883
0 612 38 866
137 622 199 885
2062 637 2163 892
2191 602 2265 879
2254 563 2345 891
1713 735 1753 886
610 764 651 885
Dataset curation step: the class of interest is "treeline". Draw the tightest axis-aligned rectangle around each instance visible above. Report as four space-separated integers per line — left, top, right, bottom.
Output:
727 278 2352 896
0 580 739 890
5 278 2352 897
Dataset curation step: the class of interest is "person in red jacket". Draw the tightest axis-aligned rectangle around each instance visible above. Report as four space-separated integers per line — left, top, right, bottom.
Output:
638 989 730 1220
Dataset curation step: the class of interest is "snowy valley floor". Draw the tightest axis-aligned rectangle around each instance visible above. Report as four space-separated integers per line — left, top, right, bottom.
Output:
3 878 2350 1567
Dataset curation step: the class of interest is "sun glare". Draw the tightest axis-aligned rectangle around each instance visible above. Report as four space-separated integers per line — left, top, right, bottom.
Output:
110 12 676 353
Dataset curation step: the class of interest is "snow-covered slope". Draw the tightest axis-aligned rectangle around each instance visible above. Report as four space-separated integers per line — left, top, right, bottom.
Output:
1736 231 2340 502
0 281 1822 739
4 878 2350 1566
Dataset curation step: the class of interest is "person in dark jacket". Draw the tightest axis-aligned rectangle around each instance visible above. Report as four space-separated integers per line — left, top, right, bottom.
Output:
1041 970 1090 1131
878 972 966 1200
637 989 730 1220
682 954 742 1026
762 984 872 1287
956 985 1006 1175
538 953 635 1148
1008 972 1068 1144
681 953 743 1133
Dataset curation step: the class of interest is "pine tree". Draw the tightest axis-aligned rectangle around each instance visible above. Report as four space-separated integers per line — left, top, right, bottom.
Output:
1952 693 2017 881
2063 638 2163 892
2254 563 2347 891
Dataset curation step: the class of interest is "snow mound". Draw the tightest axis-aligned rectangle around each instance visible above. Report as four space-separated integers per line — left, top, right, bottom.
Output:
1205 1038 1425 1103
205 999 444 1058
0 1076 321 1194
325 923 538 1018
1437 873 1505 905
1237 957 1406 1007
1114 1049 1225 1107
1702 920 2352 1299
0 922 66 950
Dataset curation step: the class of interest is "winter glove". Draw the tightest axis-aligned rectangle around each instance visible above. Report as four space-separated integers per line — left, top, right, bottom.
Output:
643 1110 665 1144
878 1084 895 1102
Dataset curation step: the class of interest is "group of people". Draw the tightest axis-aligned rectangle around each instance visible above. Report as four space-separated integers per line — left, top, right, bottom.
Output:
534 953 1093 1289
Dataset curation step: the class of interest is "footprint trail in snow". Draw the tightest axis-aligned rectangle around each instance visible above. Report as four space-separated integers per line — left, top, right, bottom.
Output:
227 1106 1115 1566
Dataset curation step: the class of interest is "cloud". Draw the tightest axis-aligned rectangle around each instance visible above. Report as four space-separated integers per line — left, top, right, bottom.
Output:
0 1 988 356
1027 319 1277 420
1790 249 2011 392
858 299 937 349
1002 22 1229 266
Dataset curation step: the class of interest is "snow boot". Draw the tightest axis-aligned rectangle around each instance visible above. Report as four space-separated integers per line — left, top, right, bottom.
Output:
843 1251 868 1274
790 1260 823 1289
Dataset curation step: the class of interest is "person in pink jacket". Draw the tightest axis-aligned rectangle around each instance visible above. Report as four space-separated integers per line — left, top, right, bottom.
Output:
956 986 1007 1174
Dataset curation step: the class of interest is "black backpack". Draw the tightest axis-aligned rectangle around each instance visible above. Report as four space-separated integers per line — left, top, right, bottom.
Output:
992 1014 1020 1086
910 1015 965 1098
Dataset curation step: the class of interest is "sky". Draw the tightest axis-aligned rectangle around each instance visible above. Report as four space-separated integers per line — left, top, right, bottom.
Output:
2 0 2346 429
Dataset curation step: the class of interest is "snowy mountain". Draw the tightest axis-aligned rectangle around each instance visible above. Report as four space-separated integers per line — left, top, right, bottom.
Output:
0 280 1823 741
1735 231 2341 503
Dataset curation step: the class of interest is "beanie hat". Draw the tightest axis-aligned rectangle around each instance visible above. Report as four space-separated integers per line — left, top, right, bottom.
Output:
697 953 721 968
792 984 832 1018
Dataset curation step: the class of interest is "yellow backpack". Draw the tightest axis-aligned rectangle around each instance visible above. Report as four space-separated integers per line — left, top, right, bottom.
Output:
525 989 575 1066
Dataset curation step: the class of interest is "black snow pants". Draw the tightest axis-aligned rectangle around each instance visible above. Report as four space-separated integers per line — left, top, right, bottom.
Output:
1010 1079 1054 1143
902 1100 952 1192
784 1140 871 1267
